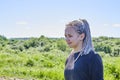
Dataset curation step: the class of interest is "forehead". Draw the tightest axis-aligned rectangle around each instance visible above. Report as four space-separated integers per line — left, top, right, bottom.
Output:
65 27 76 34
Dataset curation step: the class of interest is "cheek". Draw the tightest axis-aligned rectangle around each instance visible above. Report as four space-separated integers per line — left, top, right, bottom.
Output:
70 37 78 43
72 37 80 45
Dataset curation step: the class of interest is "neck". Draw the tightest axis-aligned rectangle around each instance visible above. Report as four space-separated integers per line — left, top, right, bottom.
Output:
72 43 83 54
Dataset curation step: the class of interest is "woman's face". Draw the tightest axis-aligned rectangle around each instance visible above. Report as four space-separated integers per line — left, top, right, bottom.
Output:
65 27 82 49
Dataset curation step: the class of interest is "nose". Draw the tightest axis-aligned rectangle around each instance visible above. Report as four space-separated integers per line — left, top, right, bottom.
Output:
65 37 70 42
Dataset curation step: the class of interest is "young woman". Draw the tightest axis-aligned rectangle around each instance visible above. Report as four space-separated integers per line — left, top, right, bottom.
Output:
64 19 104 80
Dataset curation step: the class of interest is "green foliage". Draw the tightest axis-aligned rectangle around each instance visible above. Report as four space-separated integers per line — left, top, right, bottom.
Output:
57 39 67 51
94 43 112 53
104 57 120 80
93 37 119 56
112 48 120 57
44 45 51 52
25 59 34 67
23 38 39 49
0 35 8 47
0 35 7 41
115 40 120 45
0 51 66 80
0 35 120 80
99 36 109 40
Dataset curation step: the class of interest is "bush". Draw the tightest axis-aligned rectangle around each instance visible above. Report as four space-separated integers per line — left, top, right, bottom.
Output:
44 45 51 52
25 59 34 67
57 40 67 51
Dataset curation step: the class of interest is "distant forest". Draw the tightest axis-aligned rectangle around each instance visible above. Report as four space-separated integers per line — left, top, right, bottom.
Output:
0 35 120 57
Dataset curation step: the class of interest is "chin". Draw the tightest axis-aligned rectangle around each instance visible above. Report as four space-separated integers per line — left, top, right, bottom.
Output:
68 45 73 48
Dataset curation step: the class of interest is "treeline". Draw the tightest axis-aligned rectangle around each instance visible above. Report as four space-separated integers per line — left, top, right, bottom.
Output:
0 35 68 54
93 36 120 57
0 35 120 56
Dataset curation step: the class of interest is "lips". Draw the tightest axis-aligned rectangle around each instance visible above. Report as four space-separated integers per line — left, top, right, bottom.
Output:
67 42 72 45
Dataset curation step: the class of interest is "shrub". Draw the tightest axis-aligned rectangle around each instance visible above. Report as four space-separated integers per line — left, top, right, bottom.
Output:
57 40 67 51
25 59 34 67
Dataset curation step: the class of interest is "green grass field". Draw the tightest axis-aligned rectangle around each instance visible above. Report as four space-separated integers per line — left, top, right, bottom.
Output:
0 50 120 80
0 36 120 80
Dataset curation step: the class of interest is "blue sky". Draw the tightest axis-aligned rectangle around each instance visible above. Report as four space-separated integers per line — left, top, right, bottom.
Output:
0 0 120 38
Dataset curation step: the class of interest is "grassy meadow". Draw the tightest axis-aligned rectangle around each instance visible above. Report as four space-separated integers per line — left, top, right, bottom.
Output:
0 35 120 80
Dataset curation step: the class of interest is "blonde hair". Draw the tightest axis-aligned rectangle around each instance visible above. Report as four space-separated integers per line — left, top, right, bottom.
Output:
66 19 94 56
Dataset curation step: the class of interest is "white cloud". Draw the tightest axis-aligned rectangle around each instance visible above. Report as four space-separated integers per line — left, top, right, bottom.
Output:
113 24 120 27
16 21 28 25
103 23 120 27
103 24 109 26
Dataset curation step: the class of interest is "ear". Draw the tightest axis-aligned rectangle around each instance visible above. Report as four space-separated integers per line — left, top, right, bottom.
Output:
79 33 85 41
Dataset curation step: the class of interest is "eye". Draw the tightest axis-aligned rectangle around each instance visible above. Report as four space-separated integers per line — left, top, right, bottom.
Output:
65 34 73 38
68 34 72 37
64 34 66 37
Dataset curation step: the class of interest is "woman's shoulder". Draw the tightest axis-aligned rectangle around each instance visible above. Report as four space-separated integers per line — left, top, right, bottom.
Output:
88 50 103 64
87 50 102 61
